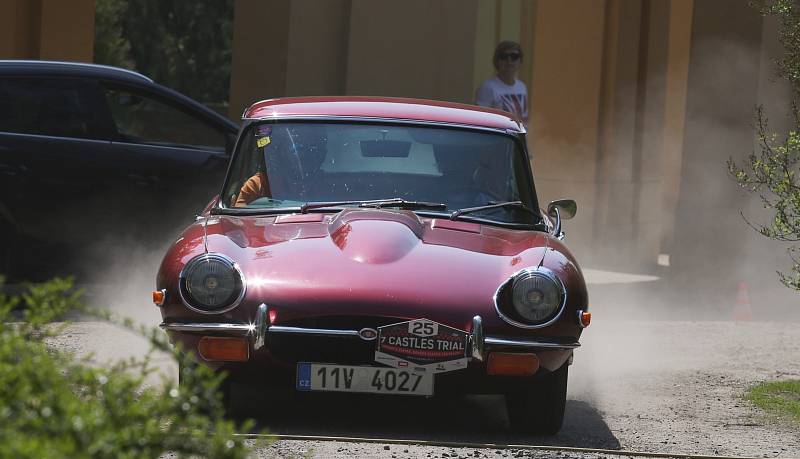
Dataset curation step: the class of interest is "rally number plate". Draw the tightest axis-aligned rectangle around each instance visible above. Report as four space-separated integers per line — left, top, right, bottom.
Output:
296 363 433 396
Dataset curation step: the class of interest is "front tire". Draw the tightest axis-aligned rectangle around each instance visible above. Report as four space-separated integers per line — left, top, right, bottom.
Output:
505 362 568 435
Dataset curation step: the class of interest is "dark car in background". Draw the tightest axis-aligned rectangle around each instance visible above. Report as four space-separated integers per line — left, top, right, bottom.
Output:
0 61 239 281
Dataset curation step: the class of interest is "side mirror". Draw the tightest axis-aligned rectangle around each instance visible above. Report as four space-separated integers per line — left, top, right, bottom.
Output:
547 199 577 220
546 199 577 240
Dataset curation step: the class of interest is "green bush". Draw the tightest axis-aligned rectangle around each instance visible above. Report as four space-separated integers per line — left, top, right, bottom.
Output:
0 277 255 458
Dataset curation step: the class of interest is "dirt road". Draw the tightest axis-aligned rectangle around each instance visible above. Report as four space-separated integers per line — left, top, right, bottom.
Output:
47 271 800 458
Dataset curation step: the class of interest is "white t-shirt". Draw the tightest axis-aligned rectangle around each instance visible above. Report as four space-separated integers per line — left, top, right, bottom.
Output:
475 76 528 122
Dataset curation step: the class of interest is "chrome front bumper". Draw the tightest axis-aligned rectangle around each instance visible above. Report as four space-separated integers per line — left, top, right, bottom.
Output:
159 304 580 361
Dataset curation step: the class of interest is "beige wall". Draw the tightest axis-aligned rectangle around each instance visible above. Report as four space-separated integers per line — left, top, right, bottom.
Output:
286 0 350 97
0 0 94 62
671 0 764 297
528 1 607 260
228 0 292 119
660 0 694 261
345 0 478 102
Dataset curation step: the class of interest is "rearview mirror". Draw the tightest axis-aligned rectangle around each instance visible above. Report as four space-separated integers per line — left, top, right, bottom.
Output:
360 140 411 157
547 199 577 220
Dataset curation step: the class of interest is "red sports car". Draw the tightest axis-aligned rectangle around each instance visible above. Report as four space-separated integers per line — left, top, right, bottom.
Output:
156 97 589 434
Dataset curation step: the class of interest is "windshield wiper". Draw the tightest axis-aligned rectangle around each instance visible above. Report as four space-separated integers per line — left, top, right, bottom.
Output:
449 200 539 220
300 198 447 214
211 205 301 216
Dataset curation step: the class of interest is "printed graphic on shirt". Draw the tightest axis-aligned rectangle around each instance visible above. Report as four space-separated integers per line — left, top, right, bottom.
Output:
474 77 529 122
499 93 527 121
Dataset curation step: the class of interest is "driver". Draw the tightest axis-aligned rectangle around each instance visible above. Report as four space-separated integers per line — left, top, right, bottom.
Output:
234 124 327 207
234 126 293 207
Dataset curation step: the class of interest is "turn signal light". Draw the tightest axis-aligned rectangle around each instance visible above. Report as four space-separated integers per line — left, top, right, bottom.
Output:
487 352 539 376
152 289 166 306
198 337 249 362
578 310 591 328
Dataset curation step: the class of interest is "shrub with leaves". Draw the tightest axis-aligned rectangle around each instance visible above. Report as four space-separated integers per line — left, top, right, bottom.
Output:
729 0 800 291
0 278 255 458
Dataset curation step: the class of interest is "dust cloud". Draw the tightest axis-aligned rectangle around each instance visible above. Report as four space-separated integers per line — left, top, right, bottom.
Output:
82 234 174 327
538 21 800 414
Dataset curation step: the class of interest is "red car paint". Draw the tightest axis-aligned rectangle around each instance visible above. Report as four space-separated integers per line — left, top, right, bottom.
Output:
244 96 524 131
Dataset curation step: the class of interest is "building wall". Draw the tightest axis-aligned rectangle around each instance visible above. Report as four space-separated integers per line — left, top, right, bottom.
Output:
345 0 478 102
0 0 95 62
670 0 764 302
528 0 607 261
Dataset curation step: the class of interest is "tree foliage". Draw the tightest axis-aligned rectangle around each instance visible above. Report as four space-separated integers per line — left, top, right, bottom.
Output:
94 0 234 105
0 278 257 458
729 0 800 291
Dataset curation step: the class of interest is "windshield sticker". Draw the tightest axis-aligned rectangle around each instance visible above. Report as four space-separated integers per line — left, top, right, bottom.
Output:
256 136 271 148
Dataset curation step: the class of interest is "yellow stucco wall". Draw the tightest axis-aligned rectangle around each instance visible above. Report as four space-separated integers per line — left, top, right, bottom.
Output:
0 0 94 62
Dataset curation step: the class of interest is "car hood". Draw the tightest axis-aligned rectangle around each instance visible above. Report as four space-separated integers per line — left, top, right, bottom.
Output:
200 209 549 328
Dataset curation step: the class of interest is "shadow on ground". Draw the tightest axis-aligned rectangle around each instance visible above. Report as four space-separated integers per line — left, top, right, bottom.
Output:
232 389 620 450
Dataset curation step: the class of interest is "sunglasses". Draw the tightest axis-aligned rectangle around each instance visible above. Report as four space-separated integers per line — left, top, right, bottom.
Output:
498 52 521 61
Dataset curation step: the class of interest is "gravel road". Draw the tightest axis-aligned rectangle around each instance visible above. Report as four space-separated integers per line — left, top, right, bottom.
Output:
46 271 800 459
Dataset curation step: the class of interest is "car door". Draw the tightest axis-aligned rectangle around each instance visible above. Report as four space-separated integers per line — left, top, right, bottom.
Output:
0 76 124 279
97 81 235 237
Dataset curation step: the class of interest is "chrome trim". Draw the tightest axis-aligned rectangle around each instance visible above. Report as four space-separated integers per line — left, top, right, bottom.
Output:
551 206 565 240
159 319 580 352
484 336 580 350
471 316 484 361
358 327 378 341
254 304 268 350
160 322 254 334
267 325 360 337
493 266 568 330
576 309 587 329
178 253 247 315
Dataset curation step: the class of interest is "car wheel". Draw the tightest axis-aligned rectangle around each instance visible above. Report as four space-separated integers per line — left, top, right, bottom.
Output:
505 362 568 435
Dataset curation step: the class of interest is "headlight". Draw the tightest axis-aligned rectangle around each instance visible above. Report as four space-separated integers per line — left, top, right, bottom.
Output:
179 254 246 314
495 268 566 328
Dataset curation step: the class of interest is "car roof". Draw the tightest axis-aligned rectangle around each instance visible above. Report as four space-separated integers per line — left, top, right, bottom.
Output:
244 96 525 132
0 60 153 85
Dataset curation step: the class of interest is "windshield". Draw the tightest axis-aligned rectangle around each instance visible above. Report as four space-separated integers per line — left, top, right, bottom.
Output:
221 121 540 226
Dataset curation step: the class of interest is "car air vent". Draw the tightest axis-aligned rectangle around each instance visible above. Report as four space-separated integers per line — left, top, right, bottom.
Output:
279 315 405 330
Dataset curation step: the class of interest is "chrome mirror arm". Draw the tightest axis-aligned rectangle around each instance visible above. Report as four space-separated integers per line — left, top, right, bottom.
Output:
551 206 565 240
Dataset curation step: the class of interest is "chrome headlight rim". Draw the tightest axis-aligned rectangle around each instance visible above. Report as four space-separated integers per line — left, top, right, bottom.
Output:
178 253 247 315
493 266 567 329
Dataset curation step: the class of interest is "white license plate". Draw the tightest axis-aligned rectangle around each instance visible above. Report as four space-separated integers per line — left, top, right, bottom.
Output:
296 363 433 396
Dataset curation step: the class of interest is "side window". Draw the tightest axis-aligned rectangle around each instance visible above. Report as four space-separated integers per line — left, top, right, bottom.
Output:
103 85 226 150
0 77 106 139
